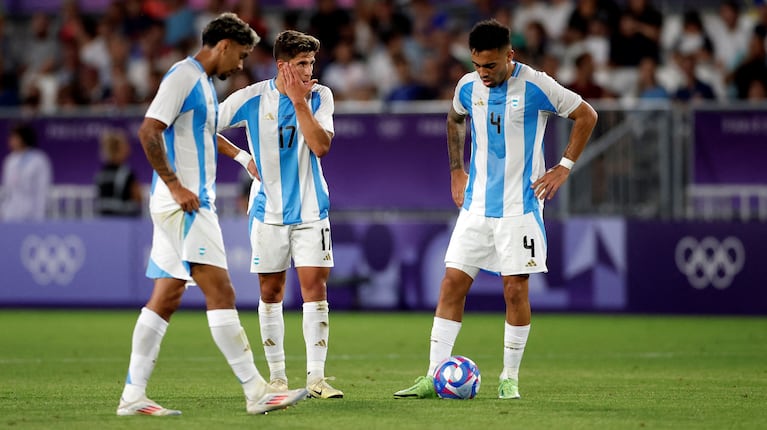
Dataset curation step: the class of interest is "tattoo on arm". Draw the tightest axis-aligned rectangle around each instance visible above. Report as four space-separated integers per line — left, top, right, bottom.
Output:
145 134 177 185
447 110 467 171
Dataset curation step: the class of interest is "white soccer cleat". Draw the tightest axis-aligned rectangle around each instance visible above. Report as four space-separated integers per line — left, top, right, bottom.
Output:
116 397 182 416
266 378 289 392
246 388 308 414
306 377 344 399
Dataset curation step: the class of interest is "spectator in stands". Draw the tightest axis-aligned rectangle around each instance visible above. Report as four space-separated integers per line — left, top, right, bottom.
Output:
18 12 60 113
672 52 715 102
367 29 409 99
609 0 662 67
673 10 726 100
542 0 576 42
518 20 549 69
123 0 157 42
308 0 353 68
565 0 620 45
512 0 547 38
673 11 714 62
246 40 278 82
321 39 376 101
386 53 431 102
94 128 142 217
0 123 52 222
163 0 196 51
705 0 753 73
370 0 413 40
233 0 269 44
731 28 767 100
568 52 612 100
634 56 669 100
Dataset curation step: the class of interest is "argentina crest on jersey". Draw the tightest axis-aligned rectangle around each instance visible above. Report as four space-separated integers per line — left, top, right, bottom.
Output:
510 95 520 108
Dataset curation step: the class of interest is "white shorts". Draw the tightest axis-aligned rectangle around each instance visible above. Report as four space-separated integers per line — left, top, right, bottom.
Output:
146 208 228 280
444 209 547 276
249 217 334 273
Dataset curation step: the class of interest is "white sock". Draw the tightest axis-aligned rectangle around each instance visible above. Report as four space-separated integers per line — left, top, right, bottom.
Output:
427 317 461 376
501 323 531 381
258 299 286 381
121 307 168 403
207 309 266 400
303 300 329 383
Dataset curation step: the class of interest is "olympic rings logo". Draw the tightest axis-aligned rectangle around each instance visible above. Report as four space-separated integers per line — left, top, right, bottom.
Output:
20 234 86 286
674 236 745 289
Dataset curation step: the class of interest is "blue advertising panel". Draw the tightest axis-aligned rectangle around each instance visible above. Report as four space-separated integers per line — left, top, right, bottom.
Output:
1 218 764 314
626 221 767 314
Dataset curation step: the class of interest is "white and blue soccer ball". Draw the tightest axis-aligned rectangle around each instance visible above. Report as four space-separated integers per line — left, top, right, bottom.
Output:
433 355 481 399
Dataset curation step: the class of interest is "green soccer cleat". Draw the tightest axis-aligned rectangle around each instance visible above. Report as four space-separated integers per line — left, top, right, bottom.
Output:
393 376 438 399
498 378 521 399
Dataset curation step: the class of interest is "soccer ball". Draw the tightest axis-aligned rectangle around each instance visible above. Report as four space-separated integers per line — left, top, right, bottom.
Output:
433 355 481 399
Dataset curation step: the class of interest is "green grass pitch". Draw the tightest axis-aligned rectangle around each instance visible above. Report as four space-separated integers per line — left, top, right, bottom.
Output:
1 310 765 430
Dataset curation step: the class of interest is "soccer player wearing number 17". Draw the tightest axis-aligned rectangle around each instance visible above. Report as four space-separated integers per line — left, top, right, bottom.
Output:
394 19 598 400
218 30 343 399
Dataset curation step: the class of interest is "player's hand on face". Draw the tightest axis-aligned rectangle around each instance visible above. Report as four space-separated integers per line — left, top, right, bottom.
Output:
531 165 570 200
280 62 317 103
169 185 200 213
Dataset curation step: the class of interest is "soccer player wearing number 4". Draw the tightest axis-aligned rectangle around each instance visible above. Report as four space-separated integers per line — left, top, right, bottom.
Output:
218 30 342 399
394 19 597 400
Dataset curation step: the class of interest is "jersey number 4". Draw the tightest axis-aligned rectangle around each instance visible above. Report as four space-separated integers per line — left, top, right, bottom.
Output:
490 112 502 134
523 235 535 258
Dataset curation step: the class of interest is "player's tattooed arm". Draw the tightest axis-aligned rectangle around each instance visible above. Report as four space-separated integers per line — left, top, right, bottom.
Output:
138 117 200 212
446 106 467 172
139 119 177 187
447 106 468 208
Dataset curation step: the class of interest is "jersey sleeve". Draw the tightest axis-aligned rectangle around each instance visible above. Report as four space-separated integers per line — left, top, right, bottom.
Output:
314 85 335 135
533 70 582 118
144 68 195 127
218 86 251 131
451 73 474 116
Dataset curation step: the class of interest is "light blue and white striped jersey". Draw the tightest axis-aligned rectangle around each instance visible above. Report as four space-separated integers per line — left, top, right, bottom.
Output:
145 57 219 213
452 62 582 218
218 79 334 225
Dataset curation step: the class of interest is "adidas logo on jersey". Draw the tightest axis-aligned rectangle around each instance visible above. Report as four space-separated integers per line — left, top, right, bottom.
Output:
525 259 537 267
314 339 327 347
264 113 275 120
323 253 332 261
474 99 485 106
263 338 276 346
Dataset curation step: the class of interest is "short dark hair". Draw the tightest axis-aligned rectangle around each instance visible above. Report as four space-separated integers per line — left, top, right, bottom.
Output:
11 123 37 148
273 30 321 61
201 12 259 48
469 19 511 53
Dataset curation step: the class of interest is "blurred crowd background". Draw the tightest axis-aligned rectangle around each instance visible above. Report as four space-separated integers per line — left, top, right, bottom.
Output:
1 0 767 115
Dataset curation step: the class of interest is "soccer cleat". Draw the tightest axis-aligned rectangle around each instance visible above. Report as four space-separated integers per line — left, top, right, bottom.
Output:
266 378 289 392
393 376 437 399
116 397 182 416
246 388 308 414
306 377 344 399
498 378 521 399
